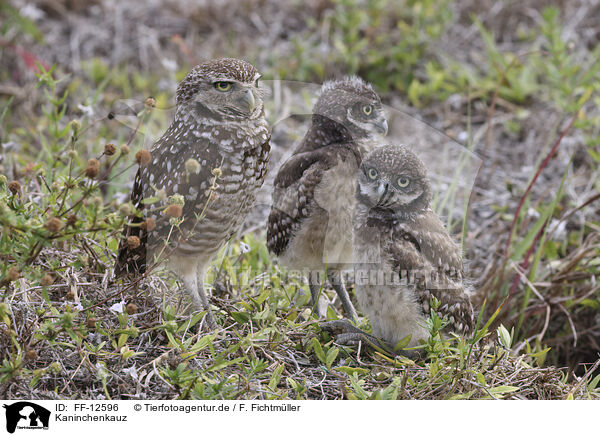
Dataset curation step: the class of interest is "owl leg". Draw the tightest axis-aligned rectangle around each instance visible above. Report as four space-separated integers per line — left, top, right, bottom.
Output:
309 278 329 318
326 270 358 323
194 266 217 330
320 319 421 359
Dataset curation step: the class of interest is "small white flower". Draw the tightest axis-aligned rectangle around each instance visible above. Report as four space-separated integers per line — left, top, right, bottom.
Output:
109 301 125 313
122 366 138 380
19 4 45 20
77 103 95 118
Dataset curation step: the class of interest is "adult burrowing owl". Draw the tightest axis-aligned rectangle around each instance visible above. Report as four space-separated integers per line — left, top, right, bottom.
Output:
322 144 474 354
114 58 270 328
267 77 387 321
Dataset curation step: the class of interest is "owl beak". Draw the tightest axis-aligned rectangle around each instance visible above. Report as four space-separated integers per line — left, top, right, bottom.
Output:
239 89 256 114
377 182 389 205
374 118 388 135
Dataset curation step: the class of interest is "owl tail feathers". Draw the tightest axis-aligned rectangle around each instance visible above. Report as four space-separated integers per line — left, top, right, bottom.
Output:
113 245 147 278
113 219 148 279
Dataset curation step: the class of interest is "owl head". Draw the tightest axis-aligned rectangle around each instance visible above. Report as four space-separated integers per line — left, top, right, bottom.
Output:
313 76 387 140
357 144 432 217
176 58 264 122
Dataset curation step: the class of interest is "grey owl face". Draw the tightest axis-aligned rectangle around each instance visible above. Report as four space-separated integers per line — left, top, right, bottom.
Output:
358 144 431 216
314 76 387 140
176 58 264 121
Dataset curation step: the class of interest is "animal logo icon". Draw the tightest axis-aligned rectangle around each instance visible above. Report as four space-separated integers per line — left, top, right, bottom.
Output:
3 402 50 433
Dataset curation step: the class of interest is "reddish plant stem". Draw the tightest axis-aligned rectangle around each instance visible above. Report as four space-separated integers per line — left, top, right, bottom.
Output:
503 110 579 259
509 220 547 296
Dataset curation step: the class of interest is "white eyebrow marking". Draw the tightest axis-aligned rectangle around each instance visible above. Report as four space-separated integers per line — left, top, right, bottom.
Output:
212 77 240 83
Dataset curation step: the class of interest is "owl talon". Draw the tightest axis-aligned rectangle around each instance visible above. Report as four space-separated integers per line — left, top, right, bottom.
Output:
331 332 365 346
321 319 390 351
320 319 360 335
320 320 420 357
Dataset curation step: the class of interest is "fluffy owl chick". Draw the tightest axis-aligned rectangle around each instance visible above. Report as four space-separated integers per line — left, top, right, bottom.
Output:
114 58 270 329
267 77 387 321
323 144 474 355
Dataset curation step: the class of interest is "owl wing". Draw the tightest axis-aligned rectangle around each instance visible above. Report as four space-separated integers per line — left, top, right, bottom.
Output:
266 143 360 255
114 126 224 277
385 210 474 334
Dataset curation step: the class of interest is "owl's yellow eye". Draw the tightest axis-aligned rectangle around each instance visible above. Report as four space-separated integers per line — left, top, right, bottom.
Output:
362 104 373 116
368 168 378 180
214 81 233 92
397 177 410 187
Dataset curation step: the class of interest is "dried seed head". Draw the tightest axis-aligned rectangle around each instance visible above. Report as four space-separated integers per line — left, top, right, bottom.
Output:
85 159 100 179
8 266 20 281
126 303 138 315
120 144 130 155
144 97 156 108
92 196 104 208
44 217 62 233
141 217 156 232
118 203 132 216
165 204 182 218
104 143 116 156
66 214 77 227
41 273 55 287
70 119 81 132
136 149 151 166
8 180 21 195
66 290 75 300
168 194 185 206
25 349 38 361
127 236 141 250
209 191 219 202
185 158 201 175
211 167 222 178
86 317 97 329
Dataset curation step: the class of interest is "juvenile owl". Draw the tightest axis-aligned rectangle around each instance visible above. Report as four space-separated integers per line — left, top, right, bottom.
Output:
114 58 270 329
267 76 387 321
323 144 474 354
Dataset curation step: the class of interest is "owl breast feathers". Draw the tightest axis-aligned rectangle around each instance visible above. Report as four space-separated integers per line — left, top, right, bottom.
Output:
267 143 361 263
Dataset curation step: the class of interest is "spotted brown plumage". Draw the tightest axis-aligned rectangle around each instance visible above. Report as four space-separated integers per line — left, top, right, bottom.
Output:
114 58 270 328
266 76 387 321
